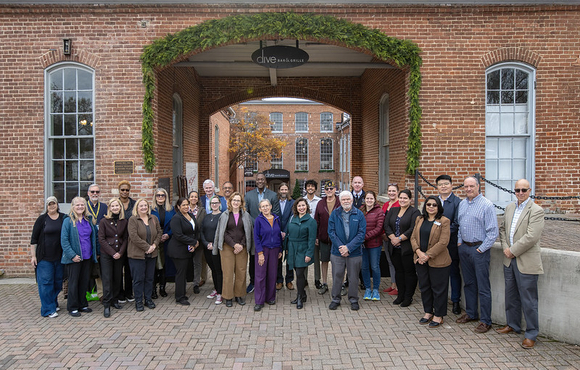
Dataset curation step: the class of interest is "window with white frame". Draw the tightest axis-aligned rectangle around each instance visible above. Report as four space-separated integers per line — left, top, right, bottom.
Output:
270 112 283 133
271 153 283 169
245 154 258 173
295 138 308 171
320 112 333 132
46 63 95 204
320 138 333 170
295 112 308 132
485 63 535 208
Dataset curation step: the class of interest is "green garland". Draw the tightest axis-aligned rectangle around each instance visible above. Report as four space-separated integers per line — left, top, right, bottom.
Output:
141 12 422 173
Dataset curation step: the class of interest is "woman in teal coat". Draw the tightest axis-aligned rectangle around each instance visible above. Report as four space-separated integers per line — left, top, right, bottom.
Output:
284 197 317 309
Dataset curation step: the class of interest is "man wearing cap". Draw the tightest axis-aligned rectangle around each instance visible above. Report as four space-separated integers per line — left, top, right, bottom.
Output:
314 180 340 294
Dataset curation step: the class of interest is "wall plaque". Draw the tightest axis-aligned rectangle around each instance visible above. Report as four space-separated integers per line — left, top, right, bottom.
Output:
114 160 134 175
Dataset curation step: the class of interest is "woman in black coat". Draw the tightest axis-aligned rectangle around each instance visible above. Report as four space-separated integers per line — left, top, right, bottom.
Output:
167 197 200 305
384 189 421 307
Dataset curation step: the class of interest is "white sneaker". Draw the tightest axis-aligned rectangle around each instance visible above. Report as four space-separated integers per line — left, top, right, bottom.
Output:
48 312 58 318
56 307 60 312
215 294 222 305
207 290 217 299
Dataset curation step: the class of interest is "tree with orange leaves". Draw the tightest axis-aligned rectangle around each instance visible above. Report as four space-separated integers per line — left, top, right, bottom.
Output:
229 106 288 170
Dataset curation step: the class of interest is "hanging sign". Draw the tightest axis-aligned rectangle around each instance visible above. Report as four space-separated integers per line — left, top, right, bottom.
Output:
252 46 309 69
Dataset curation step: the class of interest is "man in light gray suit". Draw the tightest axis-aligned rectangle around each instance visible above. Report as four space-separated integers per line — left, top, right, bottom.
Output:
245 172 281 293
498 178 544 349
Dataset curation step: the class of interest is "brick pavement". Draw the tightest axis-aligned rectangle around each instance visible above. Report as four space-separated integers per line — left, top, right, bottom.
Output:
1 271 579 370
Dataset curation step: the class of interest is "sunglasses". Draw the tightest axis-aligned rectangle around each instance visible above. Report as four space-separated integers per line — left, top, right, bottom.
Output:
514 188 529 193
119 188 130 192
425 203 438 207
156 194 166 198
89 190 100 194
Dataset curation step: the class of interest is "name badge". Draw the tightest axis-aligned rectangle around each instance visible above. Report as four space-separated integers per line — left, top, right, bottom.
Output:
434 221 441 226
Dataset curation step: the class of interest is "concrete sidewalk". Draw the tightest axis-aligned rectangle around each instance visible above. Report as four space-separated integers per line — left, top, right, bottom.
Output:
1 276 579 370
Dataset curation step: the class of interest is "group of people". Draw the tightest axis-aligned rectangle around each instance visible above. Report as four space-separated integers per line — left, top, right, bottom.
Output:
30 174 544 349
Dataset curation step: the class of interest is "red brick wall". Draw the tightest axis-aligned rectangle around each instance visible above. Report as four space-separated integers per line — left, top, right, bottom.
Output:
1 3 579 275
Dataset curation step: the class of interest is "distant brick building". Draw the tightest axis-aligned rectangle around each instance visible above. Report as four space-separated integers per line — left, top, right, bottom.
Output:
1 1 579 275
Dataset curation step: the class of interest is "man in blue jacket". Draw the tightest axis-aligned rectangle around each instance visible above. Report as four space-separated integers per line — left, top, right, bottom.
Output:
328 191 367 311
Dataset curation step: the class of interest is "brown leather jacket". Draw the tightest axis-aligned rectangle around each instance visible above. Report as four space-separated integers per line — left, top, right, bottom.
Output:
410 216 451 268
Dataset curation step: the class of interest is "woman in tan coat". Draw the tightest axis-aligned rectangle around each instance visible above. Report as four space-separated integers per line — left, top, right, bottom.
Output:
411 196 451 328
127 198 162 312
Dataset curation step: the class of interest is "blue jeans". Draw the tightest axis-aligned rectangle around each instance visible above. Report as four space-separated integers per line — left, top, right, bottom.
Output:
361 247 381 290
458 244 491 325
36 259 64 316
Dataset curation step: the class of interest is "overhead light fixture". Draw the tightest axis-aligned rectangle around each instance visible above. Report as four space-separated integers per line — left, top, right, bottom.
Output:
63 39 71 55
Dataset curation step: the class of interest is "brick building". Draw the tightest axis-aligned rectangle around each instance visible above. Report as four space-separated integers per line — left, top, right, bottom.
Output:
1 1 579 275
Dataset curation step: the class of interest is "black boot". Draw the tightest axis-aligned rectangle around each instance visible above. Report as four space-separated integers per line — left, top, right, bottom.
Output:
151 285 158 299
296 294 303 309
159 284 167 297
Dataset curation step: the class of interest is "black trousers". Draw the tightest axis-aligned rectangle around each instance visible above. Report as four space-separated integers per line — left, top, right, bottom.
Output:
295 267 307 298
119 255 133 299
416 263 450 317
66 259 91 312
129 257 155 303
391 248 417 301
205 247 223 294
100 253 124 307
173 257 189 302
249 256 255 286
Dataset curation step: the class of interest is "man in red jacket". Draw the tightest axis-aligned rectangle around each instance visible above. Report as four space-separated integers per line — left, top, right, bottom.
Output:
314 181 340 294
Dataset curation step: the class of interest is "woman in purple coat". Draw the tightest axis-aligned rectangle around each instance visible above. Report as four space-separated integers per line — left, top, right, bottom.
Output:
253 199 283 311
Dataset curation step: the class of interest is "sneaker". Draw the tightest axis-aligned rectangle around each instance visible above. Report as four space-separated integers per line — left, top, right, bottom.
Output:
207 290 217 299
55 307 60 312
371 289 381 301
215 294 222 305
363 288 372 301
80 307 92 313
318 283 328 295
246 283 254 294
126 295 135 302
388 289 398 296
340 284 347 296
48 312 58 318
118 297 127 303
351 302 360 311
69 310 81 317
329 301 341 310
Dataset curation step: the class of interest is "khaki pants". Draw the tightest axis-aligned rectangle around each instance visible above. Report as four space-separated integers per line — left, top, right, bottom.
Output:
220 243 248 300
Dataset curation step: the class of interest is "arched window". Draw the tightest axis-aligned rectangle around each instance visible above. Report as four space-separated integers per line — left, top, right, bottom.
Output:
295 138 308 171
320 138 333 170
45 63 95 205
269 112 283 133
485 63 535 208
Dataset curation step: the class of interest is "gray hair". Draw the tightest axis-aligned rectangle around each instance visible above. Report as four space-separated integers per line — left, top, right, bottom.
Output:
338 191 353 201
203 179 215 188
259 199 272 207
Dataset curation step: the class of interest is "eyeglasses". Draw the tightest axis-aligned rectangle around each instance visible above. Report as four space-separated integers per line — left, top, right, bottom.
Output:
119 188 130 192
89 190 100 194
156 194 166 198
437 182 451 186
210 202 221 205
425 203 438 207
326 187 335 190
514 188 529 193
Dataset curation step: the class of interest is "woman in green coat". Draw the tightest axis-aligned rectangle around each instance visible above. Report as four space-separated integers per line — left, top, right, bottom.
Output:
284 197 317 309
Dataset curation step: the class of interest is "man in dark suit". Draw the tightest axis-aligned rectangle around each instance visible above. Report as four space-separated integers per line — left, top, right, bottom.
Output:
275 183 295 290
436 174 463 315
498 178 544 349
351 176 366 210
199 179 227 213
245 173 281 293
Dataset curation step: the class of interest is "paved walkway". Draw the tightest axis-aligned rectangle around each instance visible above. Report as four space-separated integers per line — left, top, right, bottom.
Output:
1 272 580 370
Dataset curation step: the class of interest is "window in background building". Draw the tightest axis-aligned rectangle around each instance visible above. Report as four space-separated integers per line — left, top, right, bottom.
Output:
295 138 308 171
46 63 95 205
270 112 283 133
245 154 258 173
320 138 333 170
295 112 308 132
485 63 535 209
271 153 283 169
320 112 333 132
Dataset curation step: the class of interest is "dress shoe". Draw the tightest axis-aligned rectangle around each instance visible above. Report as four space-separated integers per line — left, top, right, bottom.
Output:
177 298 190 306
475 322 492 333
69 310 81 317
145 300 156 309
318 284 329 295
291 295 299 304
521 338 536 349
159 285 168 297
276 283 283 290
392 297 403 305
429 318 443 328
104 307 111 318
254 304 264 311
351 302 360 311
456 313 477 323
400 298 413 307
329 301 340 310
193 285 200 294
112 302 122 309
135 302 144 312
315 280 322 289
235 297 246 306
80 307 92 313
419 315 433 324
225 299 233 307
340 285 347 296
496 325 515 334
267 300 276 305
452 302 461 315
286 282 294 290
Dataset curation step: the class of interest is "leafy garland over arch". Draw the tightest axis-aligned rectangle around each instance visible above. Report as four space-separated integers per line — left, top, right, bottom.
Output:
141 12 422 173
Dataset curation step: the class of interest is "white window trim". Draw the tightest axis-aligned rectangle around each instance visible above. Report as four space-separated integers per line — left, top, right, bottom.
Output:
320 138 333 170
270 112 283 133
295 138 309 171
295 112 309 133
320 112 333 133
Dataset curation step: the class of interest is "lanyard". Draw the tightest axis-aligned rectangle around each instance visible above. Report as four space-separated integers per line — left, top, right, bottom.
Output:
88 201 100 220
